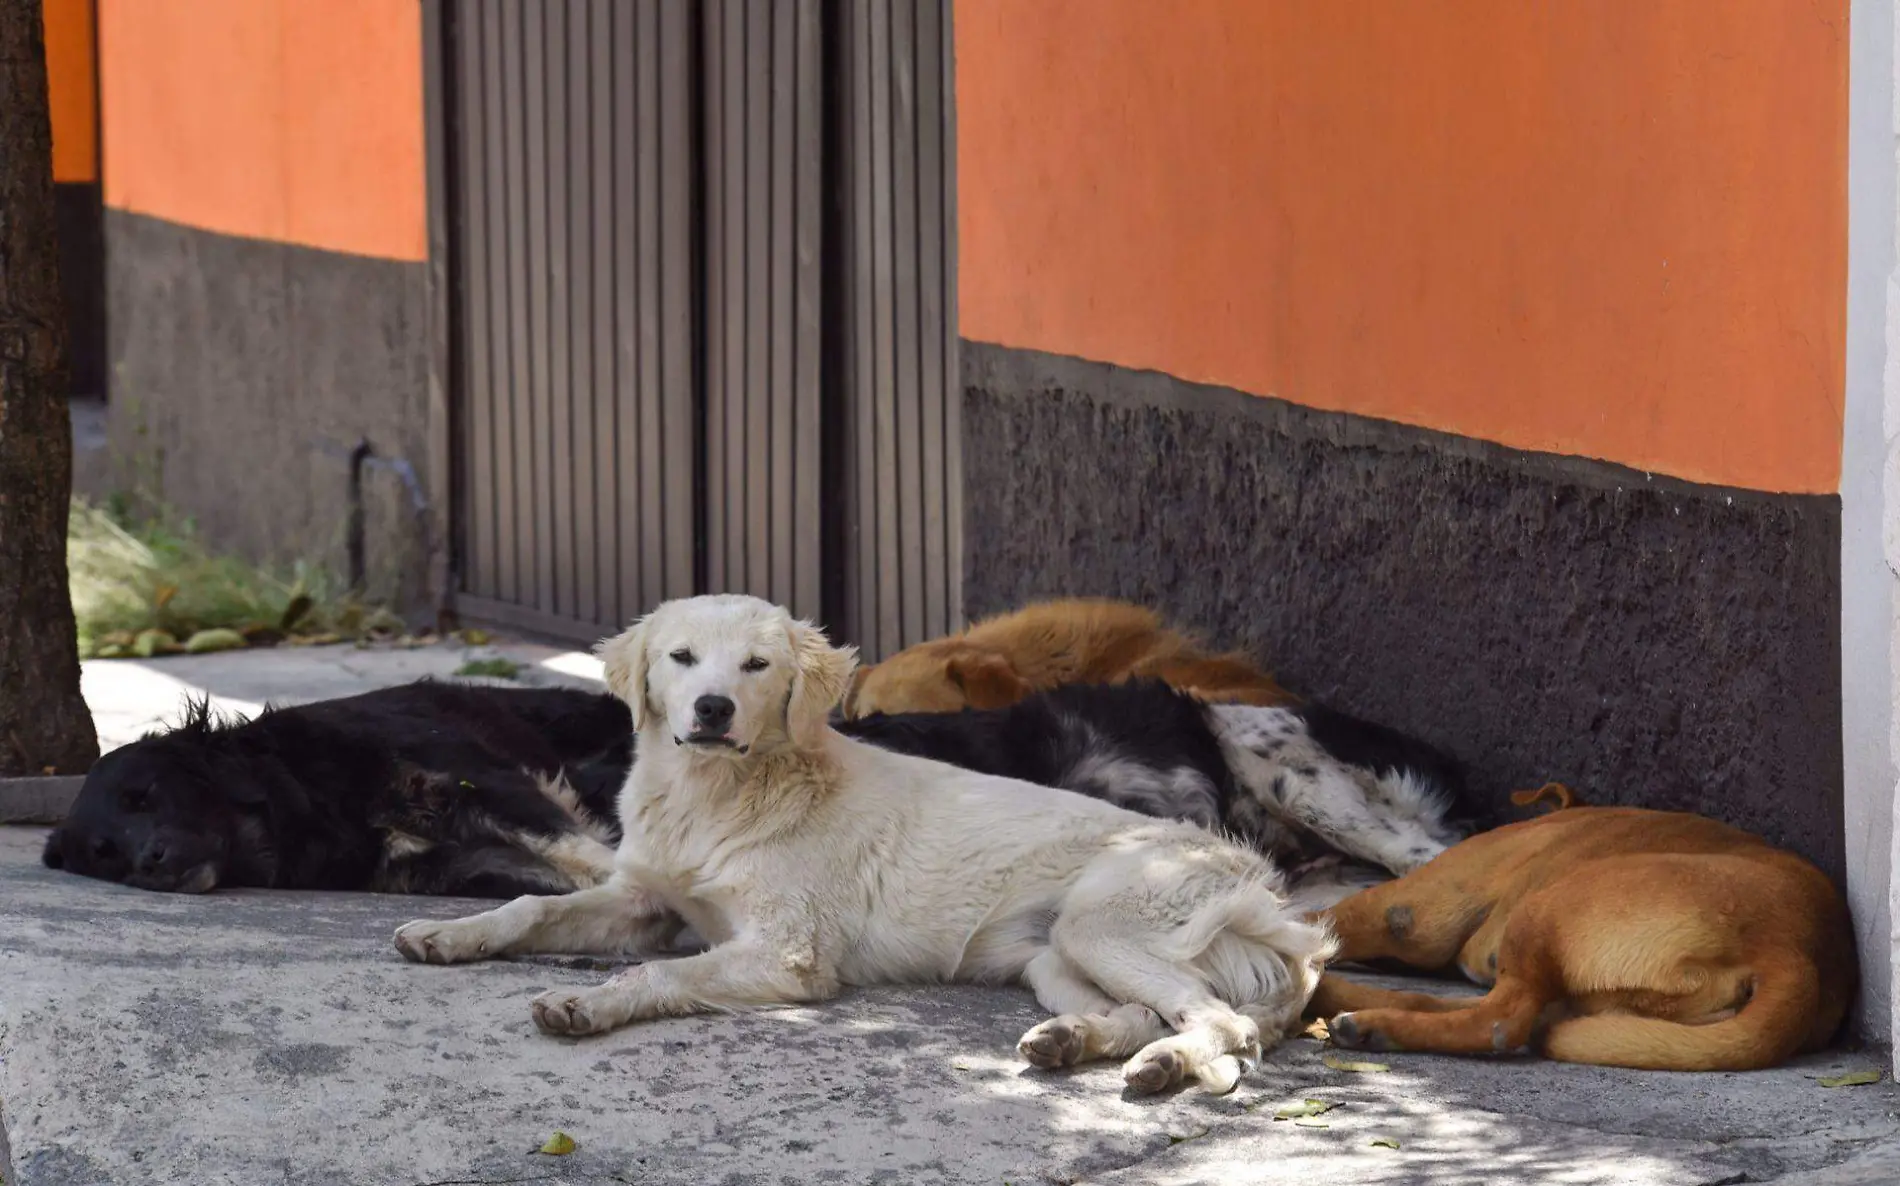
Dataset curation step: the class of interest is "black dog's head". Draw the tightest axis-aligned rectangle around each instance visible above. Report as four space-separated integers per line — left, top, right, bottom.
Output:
43 703 271 893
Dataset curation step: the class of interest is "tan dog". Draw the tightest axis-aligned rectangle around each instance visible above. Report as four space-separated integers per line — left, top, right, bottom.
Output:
1313 807 1855 1071
842 598 1294 718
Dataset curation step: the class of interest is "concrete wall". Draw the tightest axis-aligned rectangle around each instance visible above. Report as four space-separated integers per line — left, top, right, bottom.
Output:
962 345 1845 887
1863 0 1900 1056
90 0 434 613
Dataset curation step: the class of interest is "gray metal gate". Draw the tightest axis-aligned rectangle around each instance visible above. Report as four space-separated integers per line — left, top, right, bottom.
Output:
435 0 957 651
704 0 826 625
444 0 696 642
834 0 961 661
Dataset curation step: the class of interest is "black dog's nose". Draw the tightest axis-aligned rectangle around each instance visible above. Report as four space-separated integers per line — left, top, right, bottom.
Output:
137 839 169 872
693 694 736 731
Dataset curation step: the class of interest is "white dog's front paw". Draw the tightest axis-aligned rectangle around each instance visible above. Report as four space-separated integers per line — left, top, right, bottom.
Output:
530 985 622 1037
393 916 495 965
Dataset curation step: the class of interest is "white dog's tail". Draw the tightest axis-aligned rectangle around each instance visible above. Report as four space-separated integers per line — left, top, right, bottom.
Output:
1161 880 1338 1025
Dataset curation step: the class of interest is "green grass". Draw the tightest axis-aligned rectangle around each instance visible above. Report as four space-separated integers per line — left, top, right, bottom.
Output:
452 657 521 680
68 498 401 659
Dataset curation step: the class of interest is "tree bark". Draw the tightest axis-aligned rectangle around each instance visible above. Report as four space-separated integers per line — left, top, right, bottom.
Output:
0 0 98 775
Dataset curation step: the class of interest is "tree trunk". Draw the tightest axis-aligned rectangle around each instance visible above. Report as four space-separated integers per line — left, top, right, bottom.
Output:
0 0 98 776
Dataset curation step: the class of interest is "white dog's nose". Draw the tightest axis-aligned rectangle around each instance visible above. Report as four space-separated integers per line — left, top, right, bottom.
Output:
693 695 736 732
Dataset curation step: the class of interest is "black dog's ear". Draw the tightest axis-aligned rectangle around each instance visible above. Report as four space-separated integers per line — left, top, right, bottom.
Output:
41 829 65 869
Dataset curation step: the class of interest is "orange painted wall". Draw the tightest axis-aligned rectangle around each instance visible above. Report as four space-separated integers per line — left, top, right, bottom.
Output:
97 0 425 261
44 0 97 184
955 0 1849 494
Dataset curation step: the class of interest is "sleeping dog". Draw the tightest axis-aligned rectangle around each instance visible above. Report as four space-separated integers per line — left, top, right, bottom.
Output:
46 678 1465 903
845 681 1471 892
42 682 631 897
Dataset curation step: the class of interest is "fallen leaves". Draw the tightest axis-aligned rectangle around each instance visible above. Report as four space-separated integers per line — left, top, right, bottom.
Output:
1370 1137 1402 1150
1817 1069 1883 1088
1322 1053 1390 1073
536 1131 577 1156
1272 1099 1338 1121
183 627 247 654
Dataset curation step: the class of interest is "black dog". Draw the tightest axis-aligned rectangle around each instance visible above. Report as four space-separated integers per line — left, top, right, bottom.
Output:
44 681 632 897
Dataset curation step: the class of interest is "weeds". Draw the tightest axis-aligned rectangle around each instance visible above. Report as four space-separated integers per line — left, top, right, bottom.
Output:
67 498 405 659
452 657 521 680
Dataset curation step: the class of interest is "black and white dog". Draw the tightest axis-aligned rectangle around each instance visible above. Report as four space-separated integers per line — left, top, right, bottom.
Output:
844 681 1471 908
46 679 1467 903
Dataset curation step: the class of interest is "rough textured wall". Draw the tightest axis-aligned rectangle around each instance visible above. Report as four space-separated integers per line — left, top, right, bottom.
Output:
962 343 1845 887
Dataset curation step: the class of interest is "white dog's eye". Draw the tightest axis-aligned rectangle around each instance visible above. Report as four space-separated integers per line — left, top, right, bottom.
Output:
741 657 769 673
669 648 697 667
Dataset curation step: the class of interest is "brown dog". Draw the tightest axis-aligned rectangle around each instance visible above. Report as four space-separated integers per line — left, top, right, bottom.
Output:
841 598 1294 718
1313 807 1856 1071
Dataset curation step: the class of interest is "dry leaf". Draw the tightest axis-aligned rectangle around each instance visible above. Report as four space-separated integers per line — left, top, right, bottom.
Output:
537 1131 577 1156
1322 1053 1390 1074
1370 1137 1402 1150
1292 1117 1330 1128
153 583 178 610
1299 1018 1331 1042
184 627 247 654
1166 1125 1210 1145
1273 1099 1339 1121
1818 1069 1883 1088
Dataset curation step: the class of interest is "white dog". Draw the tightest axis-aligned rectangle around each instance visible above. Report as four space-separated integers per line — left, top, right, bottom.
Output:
394 595 1334 1094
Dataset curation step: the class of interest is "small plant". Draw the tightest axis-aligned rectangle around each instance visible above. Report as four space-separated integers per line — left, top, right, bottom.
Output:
68 497 403 658
453 657 522 680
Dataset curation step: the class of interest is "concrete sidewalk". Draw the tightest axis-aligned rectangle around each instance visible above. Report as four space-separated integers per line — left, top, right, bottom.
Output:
1 644 1897 1184
79 635 609 754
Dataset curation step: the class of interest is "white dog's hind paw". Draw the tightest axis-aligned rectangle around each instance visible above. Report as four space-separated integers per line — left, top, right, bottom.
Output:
1123 1045 1189 1094
1019 1016 1090 1069
393 917 494 965
531 987 619 1037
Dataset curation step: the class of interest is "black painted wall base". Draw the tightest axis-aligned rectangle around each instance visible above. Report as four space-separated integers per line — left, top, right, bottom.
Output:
961 341 1845 885
100 209 434 614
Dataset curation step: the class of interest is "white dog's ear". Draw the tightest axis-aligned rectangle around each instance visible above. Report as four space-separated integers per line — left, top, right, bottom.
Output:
786 618 857 747
595 617 653 729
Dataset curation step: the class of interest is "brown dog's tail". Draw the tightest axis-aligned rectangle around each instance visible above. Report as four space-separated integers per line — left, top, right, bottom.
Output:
1509 782 1581 813
1541 956 1821 1071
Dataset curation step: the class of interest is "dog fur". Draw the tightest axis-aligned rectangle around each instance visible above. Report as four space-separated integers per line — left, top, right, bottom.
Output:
841 598 1295 718
842 680 1471 891
1311 806 1857 1071
394 595 1336 1095
43 682 631 897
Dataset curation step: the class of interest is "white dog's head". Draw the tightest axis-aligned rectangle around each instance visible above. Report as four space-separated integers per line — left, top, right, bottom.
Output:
596 594 858 759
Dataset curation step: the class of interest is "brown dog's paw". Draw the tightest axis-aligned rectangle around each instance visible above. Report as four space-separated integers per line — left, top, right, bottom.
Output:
1326 1013 1396 1053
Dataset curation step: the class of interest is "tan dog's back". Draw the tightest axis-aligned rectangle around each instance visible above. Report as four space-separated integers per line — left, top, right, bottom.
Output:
1316 807 1856 1071
844 598 1293 717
